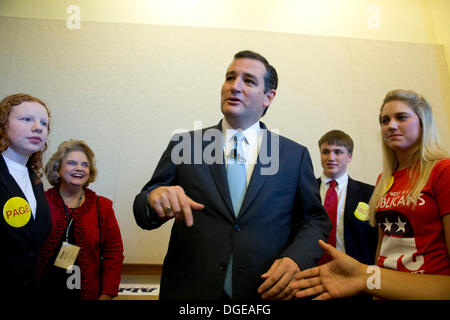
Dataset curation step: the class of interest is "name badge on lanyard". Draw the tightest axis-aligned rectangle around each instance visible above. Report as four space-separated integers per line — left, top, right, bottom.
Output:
54 190 84 270
54 241 81 270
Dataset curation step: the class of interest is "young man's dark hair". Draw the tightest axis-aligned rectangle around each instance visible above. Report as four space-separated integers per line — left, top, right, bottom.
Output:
318 129 354 155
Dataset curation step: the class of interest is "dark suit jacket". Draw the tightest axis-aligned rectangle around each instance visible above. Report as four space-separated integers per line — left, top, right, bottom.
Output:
134 121 331 300
0 155 52 297
317 176 377 265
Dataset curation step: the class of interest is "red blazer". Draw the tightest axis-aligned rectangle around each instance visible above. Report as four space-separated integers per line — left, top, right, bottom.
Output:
37 187 124 299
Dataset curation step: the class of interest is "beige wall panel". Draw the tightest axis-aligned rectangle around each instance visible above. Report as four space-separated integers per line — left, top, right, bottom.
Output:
0 17 19 94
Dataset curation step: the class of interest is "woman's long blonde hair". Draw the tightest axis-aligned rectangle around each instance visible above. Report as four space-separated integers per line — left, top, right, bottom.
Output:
368 89 448 226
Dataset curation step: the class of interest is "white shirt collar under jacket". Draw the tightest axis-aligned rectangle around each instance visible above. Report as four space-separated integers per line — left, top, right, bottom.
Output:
221 118 261 185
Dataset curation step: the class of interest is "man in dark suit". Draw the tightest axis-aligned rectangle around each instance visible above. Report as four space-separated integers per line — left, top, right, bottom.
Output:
133 50 331 300
317 130 377 265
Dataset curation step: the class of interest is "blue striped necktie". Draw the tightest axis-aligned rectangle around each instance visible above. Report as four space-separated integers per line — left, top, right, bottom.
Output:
224 132 247 298
227 132 247 215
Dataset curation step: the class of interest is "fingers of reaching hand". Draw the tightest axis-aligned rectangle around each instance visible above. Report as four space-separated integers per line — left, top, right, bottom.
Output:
291 268 326 299
293 276 321 290
265 273 294 300
294 266 320 280
295 283 328 300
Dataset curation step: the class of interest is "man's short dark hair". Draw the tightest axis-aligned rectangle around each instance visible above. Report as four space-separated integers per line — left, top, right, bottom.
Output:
234 50 278 92
318 130 354 155
234 50 278 117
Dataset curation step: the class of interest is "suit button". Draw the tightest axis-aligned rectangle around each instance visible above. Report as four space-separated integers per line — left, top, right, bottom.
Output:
234 224 240 231
219 263 227 271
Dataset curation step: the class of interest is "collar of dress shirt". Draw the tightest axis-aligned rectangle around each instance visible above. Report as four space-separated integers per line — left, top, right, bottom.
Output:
221 118 260 151
321 172 349 190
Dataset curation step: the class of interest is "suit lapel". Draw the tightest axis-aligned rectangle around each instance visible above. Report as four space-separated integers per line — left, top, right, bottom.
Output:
206 122 235 219
207 121 274 219
209 162 235 219
29 170 42 224
238 124 272 216
0 156 27 200
343 177 359 252
344 177 359 216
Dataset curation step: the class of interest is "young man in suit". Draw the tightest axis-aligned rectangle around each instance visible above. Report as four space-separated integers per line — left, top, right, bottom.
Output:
133 50 331 300
317 130 377 265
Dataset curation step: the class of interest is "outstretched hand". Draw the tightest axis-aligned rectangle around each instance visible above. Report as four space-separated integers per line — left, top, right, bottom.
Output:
290 240 367 300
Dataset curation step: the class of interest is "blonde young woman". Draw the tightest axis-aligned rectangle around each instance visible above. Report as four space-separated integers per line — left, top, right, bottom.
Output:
292 89 450 300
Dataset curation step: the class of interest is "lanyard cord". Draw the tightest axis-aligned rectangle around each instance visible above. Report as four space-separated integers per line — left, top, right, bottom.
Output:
59 189 85 243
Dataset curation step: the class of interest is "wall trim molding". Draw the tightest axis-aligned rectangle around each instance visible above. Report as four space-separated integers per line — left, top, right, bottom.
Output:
122 264 162 275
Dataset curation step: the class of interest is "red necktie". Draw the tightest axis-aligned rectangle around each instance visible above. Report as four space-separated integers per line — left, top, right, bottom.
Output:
318 180 338 265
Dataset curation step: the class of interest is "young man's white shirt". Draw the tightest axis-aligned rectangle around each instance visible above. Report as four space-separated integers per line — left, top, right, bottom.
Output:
320 172 349 253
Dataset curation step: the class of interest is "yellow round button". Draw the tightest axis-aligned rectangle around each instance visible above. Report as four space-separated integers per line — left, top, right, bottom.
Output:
3 197 31 228
354 202 370 221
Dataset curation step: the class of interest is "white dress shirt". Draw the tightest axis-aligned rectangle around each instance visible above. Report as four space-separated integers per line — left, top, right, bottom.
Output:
3 154 37 219
320 173 349 253
222 118 261 186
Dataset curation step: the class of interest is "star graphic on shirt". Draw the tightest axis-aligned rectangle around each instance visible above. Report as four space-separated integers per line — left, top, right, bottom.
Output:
395 217 407 233
382 218 393 232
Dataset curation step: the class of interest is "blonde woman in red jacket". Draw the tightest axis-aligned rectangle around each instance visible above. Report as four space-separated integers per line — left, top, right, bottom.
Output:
36 139 124 300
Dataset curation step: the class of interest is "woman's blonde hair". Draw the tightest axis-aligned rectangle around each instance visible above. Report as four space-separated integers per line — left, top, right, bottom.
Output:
368 89 448 226
45 139 97 187
0 93 51 183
